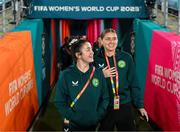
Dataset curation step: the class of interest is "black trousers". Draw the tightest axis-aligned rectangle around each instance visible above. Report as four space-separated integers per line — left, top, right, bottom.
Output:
98 103 135 131
63 122 97 131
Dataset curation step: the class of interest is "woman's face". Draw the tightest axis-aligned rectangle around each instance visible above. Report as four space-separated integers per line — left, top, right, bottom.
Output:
102 32 118 52
78 42 94 63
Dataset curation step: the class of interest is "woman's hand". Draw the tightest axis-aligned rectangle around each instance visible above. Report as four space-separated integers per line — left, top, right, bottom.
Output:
64 118 70 124
102 66 116 78
139 108 149 122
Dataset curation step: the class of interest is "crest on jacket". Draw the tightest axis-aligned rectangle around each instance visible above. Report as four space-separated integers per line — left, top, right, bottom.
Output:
92 78 99 87
118 60 126 68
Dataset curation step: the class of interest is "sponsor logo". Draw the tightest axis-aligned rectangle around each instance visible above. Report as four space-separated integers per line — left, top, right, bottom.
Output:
98 63 104 68
64 128 69 132
72 81 78 86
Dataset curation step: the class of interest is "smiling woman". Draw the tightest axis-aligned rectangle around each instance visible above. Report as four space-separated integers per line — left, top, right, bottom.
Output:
94 28 148 131
54 38 109 131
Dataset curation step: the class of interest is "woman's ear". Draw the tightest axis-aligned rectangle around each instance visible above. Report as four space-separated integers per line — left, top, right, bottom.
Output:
75 52 81 59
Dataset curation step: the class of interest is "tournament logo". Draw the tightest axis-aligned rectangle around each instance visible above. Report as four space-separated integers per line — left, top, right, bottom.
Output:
92 78 99 87
118 60 126 68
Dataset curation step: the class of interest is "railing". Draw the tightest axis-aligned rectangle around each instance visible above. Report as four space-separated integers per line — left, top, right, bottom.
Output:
1 0 180 35
153 0 179 34
0 0 25 36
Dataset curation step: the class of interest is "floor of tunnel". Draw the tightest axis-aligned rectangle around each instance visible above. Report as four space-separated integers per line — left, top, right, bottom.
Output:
30 86 155 131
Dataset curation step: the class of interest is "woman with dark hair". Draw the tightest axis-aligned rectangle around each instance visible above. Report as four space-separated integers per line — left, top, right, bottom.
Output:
94 28 148 131
54 39 109 131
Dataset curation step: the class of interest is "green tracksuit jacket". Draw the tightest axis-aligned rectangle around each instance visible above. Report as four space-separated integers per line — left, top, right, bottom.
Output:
94 48 144 109
54 64 109 127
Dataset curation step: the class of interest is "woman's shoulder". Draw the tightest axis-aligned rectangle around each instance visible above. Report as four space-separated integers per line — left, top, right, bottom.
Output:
61 65 74 76
117 49 133 60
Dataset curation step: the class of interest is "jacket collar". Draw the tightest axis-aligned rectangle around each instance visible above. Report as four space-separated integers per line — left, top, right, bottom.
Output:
72 63 93 75
97 47 122 58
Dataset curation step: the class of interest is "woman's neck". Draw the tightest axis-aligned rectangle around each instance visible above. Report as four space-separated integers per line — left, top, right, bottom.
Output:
76 61 89 73
105 50 115 57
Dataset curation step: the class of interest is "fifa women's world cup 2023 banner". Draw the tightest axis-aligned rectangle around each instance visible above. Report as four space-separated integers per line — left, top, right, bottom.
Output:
0 31 39 131
145 31 180 131
26 0 148 19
